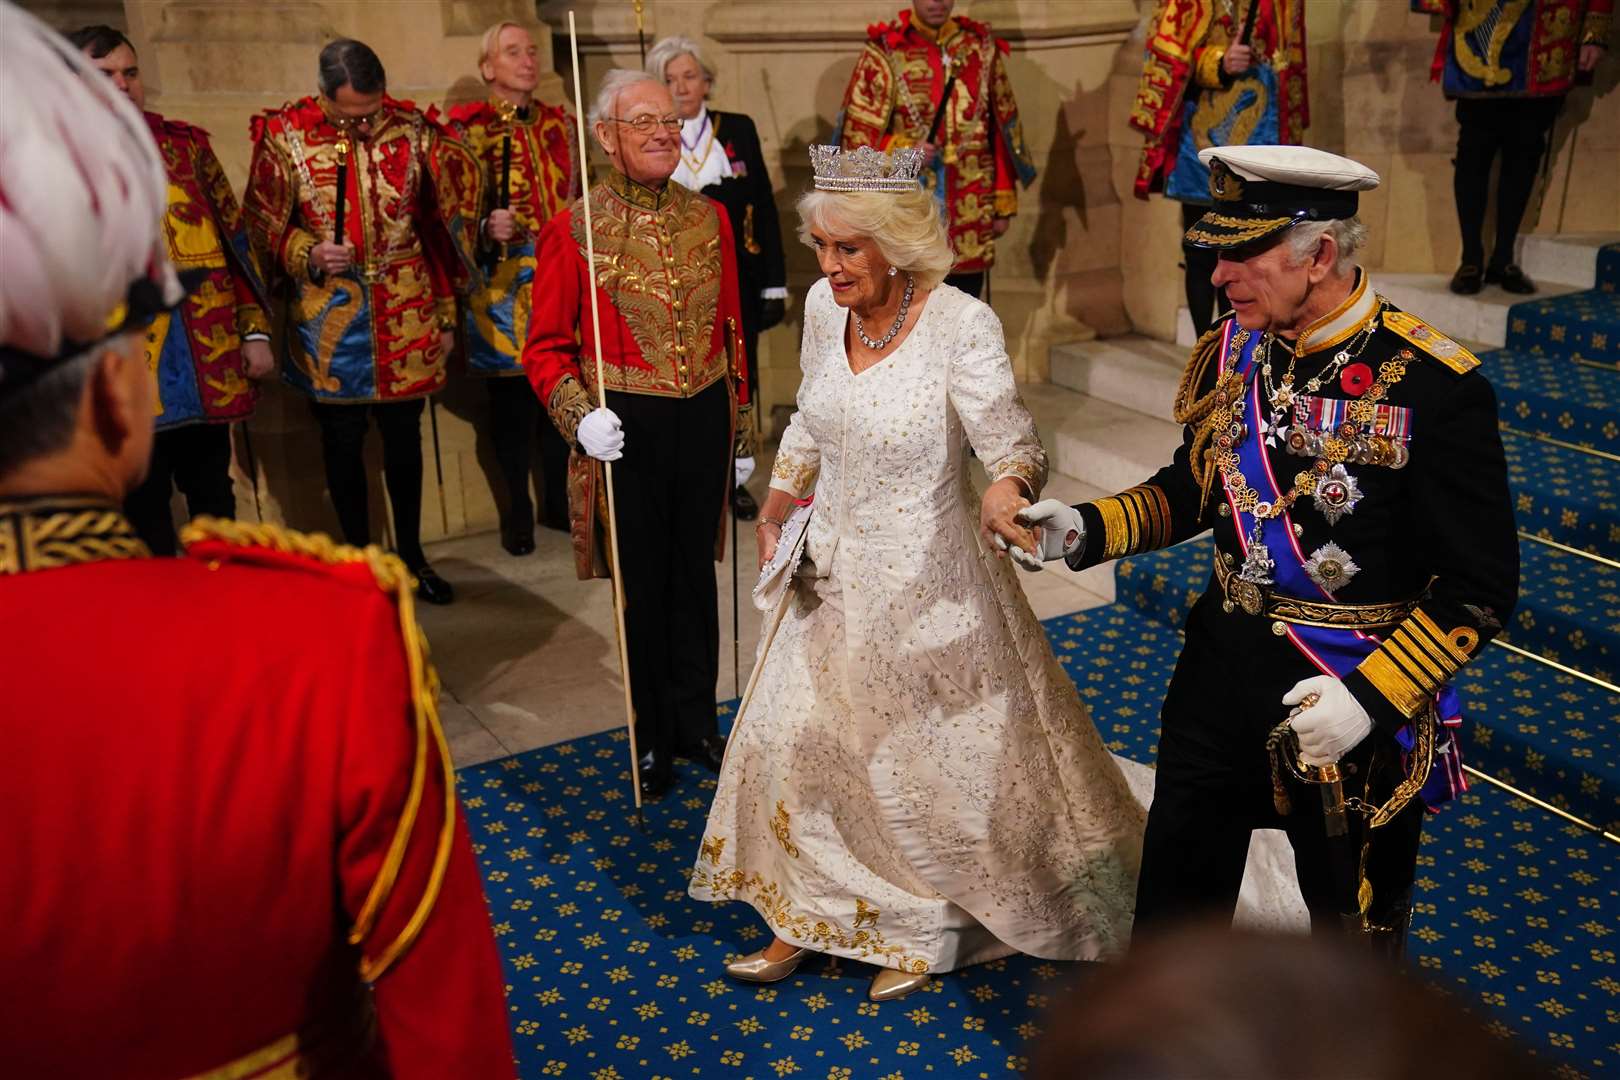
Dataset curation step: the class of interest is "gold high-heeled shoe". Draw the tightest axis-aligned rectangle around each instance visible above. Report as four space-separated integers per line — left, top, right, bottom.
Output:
724 945 809 983
868 967 931 1001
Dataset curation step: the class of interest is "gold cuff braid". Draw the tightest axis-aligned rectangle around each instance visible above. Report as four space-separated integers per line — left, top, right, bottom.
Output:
547 375 595 447
1357 606 1480 719
1094 484 1172 560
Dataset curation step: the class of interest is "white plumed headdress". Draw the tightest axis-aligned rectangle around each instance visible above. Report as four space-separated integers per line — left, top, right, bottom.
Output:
0 0 181 373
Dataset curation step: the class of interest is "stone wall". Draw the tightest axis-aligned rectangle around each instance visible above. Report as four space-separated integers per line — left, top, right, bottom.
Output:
13 0 1618 544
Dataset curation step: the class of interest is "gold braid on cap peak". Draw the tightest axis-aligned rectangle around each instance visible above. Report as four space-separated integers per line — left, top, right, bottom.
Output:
177 517 456 984
1172 324 1243 516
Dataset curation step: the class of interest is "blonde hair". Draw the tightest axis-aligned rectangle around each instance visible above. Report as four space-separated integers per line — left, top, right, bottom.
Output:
645 35 716 86
796 187 954 289
478 21 530 81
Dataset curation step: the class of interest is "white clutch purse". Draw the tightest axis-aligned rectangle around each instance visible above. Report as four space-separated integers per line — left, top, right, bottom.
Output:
751 500 813 612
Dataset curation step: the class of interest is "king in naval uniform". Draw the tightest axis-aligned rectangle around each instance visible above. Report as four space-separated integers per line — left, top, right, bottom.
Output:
1014 145 1519 954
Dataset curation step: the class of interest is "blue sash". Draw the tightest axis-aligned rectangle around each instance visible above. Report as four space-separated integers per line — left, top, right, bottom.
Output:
1217 325 1465 809
463 239 537 377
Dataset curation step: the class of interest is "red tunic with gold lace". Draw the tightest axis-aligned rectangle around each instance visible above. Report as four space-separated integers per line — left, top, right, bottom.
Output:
437 96 576 377
0 499 515 1079
523 172 750 579
836 10 1037 273
143 111 271 428
243 96 480 403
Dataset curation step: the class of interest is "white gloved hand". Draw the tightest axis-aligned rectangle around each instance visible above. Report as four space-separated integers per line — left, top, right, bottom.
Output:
576 407 625 461
734 456 756 487
1283 675 1374 767
1001 499 1086 572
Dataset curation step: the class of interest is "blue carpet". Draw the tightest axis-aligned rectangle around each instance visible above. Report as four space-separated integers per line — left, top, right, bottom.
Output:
1485 348 1620 456
1502 429 1620 561
460 601 1617 1079
1506 288 1620 369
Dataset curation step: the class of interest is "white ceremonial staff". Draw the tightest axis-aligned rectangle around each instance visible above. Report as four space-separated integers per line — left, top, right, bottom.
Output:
568 10 646 828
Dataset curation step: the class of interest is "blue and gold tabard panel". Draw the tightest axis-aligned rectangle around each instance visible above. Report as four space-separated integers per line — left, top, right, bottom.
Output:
1166 64 1282 203
463 239 535 377
285 272 382 400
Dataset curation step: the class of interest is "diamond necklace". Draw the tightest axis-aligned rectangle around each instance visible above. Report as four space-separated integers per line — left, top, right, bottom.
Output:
853 273 915 350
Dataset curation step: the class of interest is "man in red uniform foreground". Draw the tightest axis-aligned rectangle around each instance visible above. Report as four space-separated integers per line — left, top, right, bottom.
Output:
0 7 515 1076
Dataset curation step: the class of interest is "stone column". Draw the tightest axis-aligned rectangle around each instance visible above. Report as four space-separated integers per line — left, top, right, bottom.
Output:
113 0 561 543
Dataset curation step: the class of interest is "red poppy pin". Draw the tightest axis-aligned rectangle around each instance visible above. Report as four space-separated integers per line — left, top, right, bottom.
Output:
1341 362 1373 396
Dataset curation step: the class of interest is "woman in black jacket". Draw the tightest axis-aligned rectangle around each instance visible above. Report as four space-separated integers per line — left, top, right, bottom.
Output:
647 35 787 520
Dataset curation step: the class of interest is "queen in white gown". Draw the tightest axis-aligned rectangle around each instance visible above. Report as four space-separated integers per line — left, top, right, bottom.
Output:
691 146 1303 1002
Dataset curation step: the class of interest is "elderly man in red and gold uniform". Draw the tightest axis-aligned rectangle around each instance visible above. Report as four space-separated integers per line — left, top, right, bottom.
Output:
835 0 1036 299
70 24 275 557
243 38 480 605
0 7 513 1076
524 69 750 802
440 20 577 556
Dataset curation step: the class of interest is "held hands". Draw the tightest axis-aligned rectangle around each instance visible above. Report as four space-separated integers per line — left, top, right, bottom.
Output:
1222 43 1255 76
485 209 519 245
979 477 1037 563
310 240 354 277
1003 499 1085 572
240 338 275 380
577 407 625 462
1283 676 1374 767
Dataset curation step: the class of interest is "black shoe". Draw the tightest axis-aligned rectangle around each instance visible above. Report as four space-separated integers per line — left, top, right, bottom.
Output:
733 485 758 522
501 520 536 556
1486 263 1536 294
1449 264 1483 295
637 751 673 801
680 733 728 773
412 563 455 605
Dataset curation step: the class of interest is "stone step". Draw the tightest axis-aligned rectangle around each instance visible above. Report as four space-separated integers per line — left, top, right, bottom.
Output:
1019 380 1184 496
1375 273 1584 349
1518 231 1620 292
1048 335 1187 424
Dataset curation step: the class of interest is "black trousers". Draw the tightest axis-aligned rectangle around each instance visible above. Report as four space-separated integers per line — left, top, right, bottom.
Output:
486 376 570 527
1454 96 1562 269
309 398 428 569
1182 202 1231 340
605 380 731 771
125 423 236 556
1134 596 1425 947
944 271 985 299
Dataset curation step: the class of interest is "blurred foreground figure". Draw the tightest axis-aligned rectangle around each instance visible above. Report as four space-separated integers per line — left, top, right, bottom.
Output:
1030 923 1550 1080
0 6 514 1075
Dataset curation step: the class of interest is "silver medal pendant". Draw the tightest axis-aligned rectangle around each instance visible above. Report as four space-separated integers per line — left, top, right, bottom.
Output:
1237 523 1276 586
1313 463 1363 526
1303 541 1361 596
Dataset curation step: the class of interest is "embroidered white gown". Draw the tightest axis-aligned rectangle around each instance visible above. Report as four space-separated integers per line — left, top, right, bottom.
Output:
690 282 1304 975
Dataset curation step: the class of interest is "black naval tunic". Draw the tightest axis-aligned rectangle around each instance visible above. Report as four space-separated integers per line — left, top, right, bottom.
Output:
1064 272 1519 942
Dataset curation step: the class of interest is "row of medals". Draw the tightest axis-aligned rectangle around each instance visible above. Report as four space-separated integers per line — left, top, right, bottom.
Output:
1215 320 1408 613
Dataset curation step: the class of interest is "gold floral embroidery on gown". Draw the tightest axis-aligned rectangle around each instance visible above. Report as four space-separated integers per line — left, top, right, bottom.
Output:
689 281 1147 973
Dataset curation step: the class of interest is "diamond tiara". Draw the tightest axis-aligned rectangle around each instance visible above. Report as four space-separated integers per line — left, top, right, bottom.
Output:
809 144 925 193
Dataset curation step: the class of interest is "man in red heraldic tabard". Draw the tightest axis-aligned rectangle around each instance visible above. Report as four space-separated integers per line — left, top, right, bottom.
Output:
0 7 514 1076
835 0 1037 300
523 69 752 803
70 25 276 557
243 38 482 605
437 20 578 557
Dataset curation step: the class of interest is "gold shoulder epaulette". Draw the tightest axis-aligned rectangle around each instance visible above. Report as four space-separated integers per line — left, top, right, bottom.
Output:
180 517 456 983
1382 308 1479 375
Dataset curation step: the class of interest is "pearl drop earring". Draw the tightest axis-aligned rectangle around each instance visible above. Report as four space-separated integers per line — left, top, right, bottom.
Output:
887 266 897 277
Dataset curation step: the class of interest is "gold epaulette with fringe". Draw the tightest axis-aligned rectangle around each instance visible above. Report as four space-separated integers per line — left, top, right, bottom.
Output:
1382 309 1480 375
178 517 456 983
1172 318 1244 514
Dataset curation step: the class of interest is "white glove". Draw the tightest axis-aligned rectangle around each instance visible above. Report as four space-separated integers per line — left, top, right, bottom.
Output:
1283 675 1374 767
734 456 756 487
576 407 624 462
1001 499 1086 572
